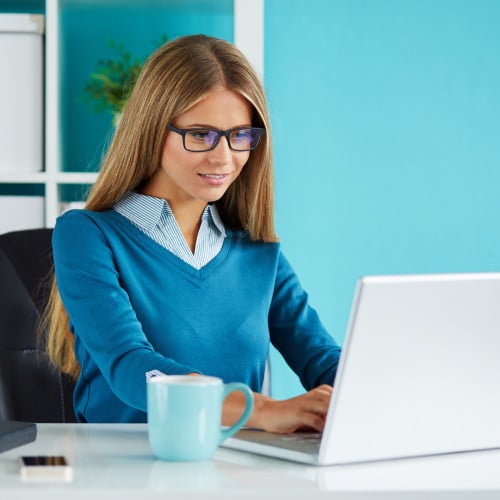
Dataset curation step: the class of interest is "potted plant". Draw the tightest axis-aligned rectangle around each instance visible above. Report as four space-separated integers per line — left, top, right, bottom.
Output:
84 37 167 125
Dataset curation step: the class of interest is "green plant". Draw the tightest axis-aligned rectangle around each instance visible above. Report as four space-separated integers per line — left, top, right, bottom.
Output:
83 37 167 122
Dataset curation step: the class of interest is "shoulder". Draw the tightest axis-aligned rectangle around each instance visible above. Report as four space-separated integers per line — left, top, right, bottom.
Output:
229 228 280 248
228 229 281 255
55 208 114 226
54 208 124 235
53 209 122 249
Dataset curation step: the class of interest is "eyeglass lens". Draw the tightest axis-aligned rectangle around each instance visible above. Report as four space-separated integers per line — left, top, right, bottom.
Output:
185 128 262 151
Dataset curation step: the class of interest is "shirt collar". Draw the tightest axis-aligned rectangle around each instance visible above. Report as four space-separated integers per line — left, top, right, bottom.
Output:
203 203 226 237
114 192 226 236
114 192 165 232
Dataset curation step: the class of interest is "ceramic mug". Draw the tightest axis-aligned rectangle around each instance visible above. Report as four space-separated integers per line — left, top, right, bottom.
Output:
147 375 254 461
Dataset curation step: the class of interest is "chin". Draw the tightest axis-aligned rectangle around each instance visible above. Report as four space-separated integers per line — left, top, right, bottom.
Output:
198 189 229 204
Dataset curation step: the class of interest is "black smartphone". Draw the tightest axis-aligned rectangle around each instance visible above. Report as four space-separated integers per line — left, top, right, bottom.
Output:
19 455 73 481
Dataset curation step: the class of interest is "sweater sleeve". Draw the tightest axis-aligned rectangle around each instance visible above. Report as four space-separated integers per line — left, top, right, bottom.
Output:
268 251 342 390
52 210 200 411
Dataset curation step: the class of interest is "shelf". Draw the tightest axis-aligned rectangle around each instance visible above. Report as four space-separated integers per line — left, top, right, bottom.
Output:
0 171 98 184
0 171 47 183
53 172 99 184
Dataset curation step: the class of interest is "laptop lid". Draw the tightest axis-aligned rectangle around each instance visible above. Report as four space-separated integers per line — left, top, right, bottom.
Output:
224 273 500 465
320 272 500 464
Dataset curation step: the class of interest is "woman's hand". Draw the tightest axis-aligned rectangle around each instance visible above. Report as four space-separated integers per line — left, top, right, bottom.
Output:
223 384 333 434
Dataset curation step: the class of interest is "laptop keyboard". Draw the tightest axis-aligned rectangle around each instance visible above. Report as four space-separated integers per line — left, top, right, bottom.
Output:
236 430 322 454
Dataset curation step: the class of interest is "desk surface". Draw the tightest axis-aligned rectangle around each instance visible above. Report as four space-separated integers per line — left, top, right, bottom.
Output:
1 424 500 499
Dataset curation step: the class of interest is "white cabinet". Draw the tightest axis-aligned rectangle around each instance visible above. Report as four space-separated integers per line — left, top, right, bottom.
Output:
0 0 263 229
0 14 44 173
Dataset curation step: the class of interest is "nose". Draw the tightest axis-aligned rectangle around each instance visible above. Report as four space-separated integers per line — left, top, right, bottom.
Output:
208 135 232 162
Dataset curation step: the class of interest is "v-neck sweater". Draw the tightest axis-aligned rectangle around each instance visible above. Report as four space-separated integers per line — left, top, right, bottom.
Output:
113 192 226 269
53 209 341 423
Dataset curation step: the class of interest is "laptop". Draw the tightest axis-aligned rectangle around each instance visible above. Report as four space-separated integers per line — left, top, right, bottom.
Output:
223 272 500 465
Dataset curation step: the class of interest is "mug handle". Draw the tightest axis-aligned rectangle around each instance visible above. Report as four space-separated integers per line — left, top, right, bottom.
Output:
219 382 254 444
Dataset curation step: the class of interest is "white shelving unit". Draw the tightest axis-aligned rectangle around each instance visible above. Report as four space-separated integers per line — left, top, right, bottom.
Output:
0 0 263 228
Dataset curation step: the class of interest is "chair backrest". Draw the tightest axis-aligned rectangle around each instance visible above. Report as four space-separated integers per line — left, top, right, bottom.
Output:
0 228 76 423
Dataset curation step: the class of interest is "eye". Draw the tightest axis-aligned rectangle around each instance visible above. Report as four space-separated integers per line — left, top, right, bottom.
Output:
233 129 250 139
187 129 212 143
231 129 252 144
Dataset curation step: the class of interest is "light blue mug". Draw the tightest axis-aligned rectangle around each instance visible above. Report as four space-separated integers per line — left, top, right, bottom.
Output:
147 375 254 461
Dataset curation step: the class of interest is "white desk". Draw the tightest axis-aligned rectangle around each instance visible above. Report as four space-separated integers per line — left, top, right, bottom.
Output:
1 424 500 500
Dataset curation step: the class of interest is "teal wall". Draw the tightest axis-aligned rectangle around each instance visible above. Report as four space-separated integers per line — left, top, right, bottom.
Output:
264 0 500 398
0 0 42 13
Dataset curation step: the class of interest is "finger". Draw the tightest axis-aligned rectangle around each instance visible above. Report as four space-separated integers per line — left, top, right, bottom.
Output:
305 386 333 409
314 384 333 395
289 395 330 422
295 410 327 433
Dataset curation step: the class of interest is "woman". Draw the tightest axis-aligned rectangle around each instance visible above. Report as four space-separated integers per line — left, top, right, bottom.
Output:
46 34 341 431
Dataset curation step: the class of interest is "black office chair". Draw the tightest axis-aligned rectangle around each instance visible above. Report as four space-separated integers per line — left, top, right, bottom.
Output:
0 228 76 422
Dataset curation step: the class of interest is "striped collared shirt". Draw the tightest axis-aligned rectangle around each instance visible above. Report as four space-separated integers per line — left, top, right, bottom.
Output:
113 192 226 269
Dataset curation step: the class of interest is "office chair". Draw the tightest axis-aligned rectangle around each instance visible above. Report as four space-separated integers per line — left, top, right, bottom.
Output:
0 228 76 422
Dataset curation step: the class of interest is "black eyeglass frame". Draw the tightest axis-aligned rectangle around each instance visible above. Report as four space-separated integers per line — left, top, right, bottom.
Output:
167 124 265 152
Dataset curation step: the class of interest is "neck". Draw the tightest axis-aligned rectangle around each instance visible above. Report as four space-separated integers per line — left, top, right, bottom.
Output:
170 201 207 253
140 172 210 253
140 192 207 255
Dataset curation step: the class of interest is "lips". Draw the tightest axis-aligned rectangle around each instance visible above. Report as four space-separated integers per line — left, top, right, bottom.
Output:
199 174 228 179
198 173 230 186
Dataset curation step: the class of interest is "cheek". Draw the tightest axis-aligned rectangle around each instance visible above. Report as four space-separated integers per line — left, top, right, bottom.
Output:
161 138 195 169
234 152 251 172
160 136 175 166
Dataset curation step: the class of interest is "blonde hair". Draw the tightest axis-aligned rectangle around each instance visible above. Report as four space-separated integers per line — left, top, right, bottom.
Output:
44 35 277 378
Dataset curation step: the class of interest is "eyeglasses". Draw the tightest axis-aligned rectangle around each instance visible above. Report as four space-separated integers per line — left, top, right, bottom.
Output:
167 125 265 152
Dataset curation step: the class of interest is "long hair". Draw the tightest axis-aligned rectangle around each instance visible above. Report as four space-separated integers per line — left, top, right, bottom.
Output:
44 35 277 378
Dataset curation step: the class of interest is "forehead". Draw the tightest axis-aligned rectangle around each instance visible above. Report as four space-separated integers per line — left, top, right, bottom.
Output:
175 88 253 127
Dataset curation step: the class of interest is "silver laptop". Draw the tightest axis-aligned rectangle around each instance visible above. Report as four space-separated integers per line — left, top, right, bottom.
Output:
223 273 500 465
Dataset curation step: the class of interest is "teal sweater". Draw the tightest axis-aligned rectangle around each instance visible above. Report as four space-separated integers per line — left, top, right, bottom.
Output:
53 209 341 422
